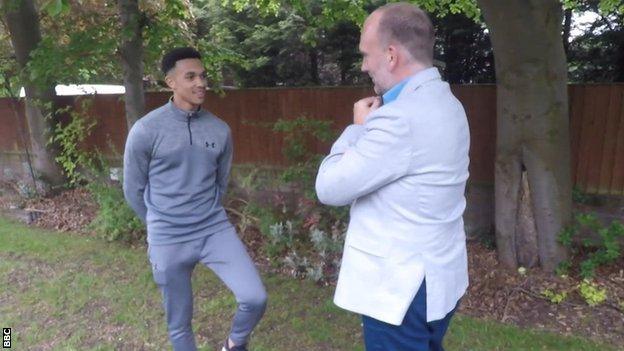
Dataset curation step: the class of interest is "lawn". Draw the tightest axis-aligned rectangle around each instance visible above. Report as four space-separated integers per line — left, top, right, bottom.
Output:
0 216 618 351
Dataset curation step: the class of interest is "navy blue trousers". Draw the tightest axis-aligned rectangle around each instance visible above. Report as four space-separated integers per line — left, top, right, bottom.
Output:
362 280 457 351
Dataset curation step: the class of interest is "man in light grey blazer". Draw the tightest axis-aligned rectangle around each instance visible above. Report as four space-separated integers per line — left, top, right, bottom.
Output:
315 3 470 350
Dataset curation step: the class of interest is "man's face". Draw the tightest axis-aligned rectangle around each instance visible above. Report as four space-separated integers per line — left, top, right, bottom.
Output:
166 58 207 111
359 13 392 95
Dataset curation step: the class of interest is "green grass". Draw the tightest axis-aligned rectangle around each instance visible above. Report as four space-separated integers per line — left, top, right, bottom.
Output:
0 216 619 351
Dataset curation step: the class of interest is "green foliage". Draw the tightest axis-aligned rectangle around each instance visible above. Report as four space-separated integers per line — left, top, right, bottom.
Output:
565 0 624 83
558 213 624 279
142 1 194 76
50 100 97 186
233 116 347 282
542 288 568 304
140 0 248 88
273 116 335 160
272 116 335 198
14 0 241 93
196 39 247 89
245 202 281 260
413 0 480 21
225 0 481 24
224 0 283 16
46 95 144 241
88 181 145 242
572 186 591 204
276 221 346 283
270 116 348 282
267 221 297 258
0 51 21 98
257 200 282 236
578 280 607 306
233 166 262 192
42 0 70 16
27 13 119 90
581 221 624 278
576 213 602 231
210 0 490 87
198 0 366 86
317 0 368 28
562 0 582 10
230 165 286 193
558 226 575 248
555 259 572 276
598 0 624 14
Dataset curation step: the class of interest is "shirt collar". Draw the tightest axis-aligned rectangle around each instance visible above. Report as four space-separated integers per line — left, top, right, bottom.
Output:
383 67 442 104
382 77 410 105
168 97 202 122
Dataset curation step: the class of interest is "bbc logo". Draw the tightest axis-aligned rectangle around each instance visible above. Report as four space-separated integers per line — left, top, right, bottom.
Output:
2 328 10 348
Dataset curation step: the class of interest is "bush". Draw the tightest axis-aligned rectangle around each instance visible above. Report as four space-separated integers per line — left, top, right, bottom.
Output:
578 280 607 306
558 213 624 279
48 103 145 242
233 116 349 283
87 181 145 242
51 99 98 186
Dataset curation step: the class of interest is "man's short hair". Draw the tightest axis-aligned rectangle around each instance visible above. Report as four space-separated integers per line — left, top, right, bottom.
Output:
377 3 435 65
161 47 202 75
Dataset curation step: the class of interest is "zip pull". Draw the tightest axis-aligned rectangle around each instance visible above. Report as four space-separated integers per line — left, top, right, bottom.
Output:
187 114 193 145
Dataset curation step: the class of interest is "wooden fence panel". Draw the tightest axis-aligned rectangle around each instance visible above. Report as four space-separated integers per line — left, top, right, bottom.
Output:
571 85 624 195
610 87 624 195
1 84 623 194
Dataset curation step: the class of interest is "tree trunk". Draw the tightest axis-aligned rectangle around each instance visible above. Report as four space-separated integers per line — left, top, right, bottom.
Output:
477 0 571 272
118 0 145 130
516 171 539 268
2 0 64 187
309 48 319 85
562 8 572 56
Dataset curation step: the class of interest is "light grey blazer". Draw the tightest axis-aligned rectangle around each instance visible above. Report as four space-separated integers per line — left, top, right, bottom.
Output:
315 67 470 325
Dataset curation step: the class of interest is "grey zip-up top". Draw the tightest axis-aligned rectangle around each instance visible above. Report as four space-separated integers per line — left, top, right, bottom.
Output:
123 100 234 245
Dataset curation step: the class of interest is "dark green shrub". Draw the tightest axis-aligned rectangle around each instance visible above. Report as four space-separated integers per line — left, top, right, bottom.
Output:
88 181 145 242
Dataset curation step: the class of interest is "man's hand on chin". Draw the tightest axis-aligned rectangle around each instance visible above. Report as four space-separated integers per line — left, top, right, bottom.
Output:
354 96 381 125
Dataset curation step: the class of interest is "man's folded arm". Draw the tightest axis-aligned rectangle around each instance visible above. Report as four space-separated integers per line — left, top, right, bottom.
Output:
315 112 412 206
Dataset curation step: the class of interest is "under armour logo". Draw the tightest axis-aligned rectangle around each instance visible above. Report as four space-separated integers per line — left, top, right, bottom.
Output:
205 141 216 148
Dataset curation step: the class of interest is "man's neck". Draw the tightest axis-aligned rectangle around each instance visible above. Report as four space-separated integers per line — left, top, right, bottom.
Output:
390 62 430 87
171 96 200 112
382 63 433 102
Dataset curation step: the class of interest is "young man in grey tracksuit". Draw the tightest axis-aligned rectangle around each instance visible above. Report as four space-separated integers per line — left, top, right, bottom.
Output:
123 47 267 351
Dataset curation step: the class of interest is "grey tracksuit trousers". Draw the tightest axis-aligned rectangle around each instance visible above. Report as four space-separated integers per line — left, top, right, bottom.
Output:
148 227 267 351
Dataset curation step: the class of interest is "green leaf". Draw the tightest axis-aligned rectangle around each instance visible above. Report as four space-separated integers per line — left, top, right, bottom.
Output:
43 0 70 17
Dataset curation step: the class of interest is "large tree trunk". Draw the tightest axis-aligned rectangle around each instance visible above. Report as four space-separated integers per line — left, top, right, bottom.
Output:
562 8 572 55
118 0 145 130
477 0 571 272
2 0 64 187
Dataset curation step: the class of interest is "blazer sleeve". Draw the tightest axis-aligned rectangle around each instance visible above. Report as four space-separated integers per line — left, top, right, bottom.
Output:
315 110 413 206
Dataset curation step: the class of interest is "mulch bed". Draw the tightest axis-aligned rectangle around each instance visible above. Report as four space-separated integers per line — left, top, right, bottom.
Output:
463 242 623 346
1 186 622 347
24 188 98 232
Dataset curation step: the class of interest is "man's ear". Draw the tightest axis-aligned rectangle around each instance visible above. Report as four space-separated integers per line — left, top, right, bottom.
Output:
164 74 175 89
387 45 398 68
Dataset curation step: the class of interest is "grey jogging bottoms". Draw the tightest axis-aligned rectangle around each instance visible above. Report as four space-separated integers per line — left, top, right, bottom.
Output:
148 226 267 351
